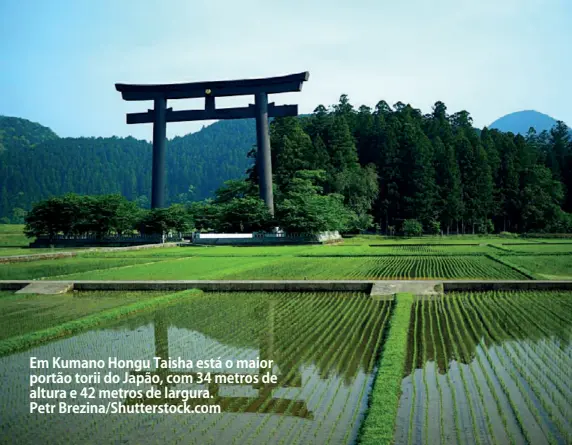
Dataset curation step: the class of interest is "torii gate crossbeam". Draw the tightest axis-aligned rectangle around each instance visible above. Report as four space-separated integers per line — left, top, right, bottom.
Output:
115 72 310 214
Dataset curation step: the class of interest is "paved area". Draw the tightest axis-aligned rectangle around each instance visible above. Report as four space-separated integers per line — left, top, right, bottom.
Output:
16 281 73 294
370 280 443 300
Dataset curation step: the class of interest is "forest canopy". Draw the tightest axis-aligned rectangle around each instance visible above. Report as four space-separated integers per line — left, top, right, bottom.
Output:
4 96 572 234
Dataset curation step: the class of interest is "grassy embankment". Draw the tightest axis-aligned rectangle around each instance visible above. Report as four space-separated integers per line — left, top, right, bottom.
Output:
358 292 414 444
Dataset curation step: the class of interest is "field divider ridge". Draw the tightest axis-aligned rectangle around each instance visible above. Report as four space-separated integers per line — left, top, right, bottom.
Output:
358 292 414 445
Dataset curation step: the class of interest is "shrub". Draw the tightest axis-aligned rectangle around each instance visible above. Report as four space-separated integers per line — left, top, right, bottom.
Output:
476 219 494 234
499 231 518 238
402 219 422 237
427 220 441 235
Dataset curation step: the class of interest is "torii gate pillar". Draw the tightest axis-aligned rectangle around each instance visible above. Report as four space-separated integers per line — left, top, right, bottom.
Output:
151 98 167 209
254 93 273 214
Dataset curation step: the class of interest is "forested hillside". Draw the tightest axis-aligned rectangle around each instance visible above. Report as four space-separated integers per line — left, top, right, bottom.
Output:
0 116 58 153
0 118 255 222
2 98 571 233
256 97 572 233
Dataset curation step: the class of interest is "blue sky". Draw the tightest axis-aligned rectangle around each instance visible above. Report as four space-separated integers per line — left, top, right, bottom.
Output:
1 0 570 141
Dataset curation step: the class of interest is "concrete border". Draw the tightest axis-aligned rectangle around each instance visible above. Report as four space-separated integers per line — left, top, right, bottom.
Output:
0 280 374 293
442 280 572 291
1 279 572 294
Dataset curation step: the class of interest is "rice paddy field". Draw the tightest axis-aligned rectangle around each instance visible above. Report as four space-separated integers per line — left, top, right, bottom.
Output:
0 230 571 281
1 291 391 445
0 226 571 444
0 289 570 444
393 291 572 445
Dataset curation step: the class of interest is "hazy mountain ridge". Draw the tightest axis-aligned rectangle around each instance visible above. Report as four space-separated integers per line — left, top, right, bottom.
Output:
489 110 568 135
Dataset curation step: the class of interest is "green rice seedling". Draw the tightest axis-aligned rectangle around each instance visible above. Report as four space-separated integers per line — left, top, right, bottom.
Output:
439 296 482 445
309 300 388 442
406 299 420 445
341 302 392 444
503 255 572 279
237 295 371 444
451 295 517 444
444 296 497 444
201 293 362 443
483 294 572 439
467 293 549 445
328 302 392 444
191 293 324 439
0 290 170 341
433 297 463 445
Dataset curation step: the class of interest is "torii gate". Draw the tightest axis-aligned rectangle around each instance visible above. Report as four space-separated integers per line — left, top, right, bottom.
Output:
115 72 310 215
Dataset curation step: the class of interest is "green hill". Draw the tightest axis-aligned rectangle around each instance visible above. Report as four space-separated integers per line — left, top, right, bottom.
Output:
0 116 59 153
0 116 255 220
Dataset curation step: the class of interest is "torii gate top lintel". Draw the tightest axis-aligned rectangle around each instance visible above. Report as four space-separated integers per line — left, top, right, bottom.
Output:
115 71 310 101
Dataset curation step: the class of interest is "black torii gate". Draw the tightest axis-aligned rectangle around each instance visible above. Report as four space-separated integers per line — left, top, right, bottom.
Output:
115 72 310 215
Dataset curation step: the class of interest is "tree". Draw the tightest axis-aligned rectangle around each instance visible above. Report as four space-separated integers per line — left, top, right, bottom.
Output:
433 137 462 233
214 179 257 205
137 204 192 234
79 194 140 237
217 197 274 233
188 200 219 232
276 170 354 233
24 194 84 239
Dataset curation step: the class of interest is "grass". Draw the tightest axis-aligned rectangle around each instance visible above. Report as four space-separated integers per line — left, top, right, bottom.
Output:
0 224 88 257
0 257 166 280
52 256 281 280
500 244 572 254
507 255 572 279
359 293 414 444
0 224 25 234
0 290 170 340
0 289 203 356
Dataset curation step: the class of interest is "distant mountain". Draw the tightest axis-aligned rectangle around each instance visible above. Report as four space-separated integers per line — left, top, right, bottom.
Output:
0 116 255 219
489 110 561 135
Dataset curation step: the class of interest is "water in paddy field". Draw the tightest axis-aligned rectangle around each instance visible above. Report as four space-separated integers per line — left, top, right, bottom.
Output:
394 291 572 445
0 292 390 445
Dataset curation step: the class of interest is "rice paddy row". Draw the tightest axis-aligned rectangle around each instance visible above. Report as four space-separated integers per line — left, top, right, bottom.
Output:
393 290 572 445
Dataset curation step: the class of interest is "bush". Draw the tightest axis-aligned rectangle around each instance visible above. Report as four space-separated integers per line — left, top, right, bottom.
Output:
427 220 441 235
476 219 494 234
402 219 423 237
499 231 518 238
